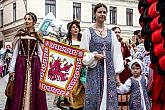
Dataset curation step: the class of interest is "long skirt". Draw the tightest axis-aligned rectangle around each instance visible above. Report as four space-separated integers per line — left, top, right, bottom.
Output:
5 55 47 110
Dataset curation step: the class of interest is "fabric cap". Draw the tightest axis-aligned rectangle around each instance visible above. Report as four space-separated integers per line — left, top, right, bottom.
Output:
129 59 144 71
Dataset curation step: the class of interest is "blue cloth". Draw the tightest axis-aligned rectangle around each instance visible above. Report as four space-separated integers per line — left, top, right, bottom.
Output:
84 28 118 110
129 76 150 110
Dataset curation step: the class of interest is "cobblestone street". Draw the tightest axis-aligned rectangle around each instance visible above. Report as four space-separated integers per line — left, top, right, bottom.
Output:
0 75 60 110
0 75 8 110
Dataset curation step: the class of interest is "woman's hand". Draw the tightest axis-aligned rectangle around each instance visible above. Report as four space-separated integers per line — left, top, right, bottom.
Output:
9 72 15 81
116 74 121 86
94 53 106 60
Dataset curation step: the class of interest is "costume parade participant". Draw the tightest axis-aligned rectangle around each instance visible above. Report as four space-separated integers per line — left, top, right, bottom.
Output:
80 3 124 110
112 26 131 110
112 26 131 84
5 12 47 110
117 59 150 110
57 20 84 110
0 46 6 77
3 45 12 76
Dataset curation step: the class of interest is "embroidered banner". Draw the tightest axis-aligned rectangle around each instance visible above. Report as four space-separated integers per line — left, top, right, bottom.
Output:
39 38 84 97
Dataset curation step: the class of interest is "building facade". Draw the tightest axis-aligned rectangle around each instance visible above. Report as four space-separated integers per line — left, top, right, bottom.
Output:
0 0 140 47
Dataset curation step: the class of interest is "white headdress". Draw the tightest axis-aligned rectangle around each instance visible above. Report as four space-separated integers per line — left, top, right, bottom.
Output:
129 59 144 72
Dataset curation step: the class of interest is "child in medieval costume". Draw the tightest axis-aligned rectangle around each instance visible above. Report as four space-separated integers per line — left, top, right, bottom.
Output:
117 59 150 110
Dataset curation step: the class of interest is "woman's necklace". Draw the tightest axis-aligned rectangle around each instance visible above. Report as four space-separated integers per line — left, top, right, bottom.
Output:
96 28 105 36
95 26 105 36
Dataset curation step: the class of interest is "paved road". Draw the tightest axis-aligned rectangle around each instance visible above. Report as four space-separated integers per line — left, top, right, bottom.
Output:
0 75 8 110
0 75 60 110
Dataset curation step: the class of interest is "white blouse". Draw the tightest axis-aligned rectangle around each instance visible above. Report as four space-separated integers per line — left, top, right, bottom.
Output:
71 40 80 46
80 28 124 74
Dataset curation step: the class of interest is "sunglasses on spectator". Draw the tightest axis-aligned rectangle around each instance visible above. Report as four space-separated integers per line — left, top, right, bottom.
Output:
115 31 121 34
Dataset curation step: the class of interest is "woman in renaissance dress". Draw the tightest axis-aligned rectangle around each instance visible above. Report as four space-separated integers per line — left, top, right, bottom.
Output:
5 12 47 110
57 20 85 110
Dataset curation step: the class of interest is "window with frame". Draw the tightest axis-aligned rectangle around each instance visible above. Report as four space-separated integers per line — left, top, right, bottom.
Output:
126 8 133 26
73 2 81 20
45 0 56 17
109 6 117 24
13 3 16 22
0 10 3 27
92 4 96 23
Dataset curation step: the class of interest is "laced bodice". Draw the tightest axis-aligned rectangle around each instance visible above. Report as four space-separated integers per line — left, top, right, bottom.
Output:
18 36 38 59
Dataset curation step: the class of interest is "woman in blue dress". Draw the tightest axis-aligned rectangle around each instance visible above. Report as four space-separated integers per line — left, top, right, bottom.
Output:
80 3 124 110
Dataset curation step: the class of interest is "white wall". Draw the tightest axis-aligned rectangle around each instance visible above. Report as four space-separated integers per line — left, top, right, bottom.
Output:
27 0 45 19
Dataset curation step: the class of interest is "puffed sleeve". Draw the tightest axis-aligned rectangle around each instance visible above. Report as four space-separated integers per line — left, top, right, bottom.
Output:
9 41 19 73
38 41 43 63
117 78 131 94
80 28 91 51
80 28 98 68
111 30 124 74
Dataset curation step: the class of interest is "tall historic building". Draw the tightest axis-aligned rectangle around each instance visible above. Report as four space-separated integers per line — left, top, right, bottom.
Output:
0 0 140 47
